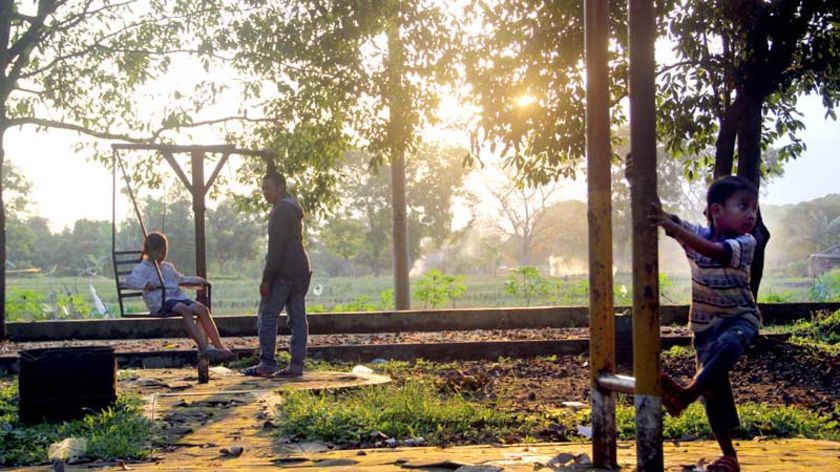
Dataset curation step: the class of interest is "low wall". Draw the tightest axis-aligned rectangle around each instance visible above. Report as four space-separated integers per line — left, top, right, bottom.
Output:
6 302 837 342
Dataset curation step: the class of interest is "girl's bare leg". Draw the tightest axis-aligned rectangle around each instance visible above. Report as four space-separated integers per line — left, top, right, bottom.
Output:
191 303 225 349
174 303 209 351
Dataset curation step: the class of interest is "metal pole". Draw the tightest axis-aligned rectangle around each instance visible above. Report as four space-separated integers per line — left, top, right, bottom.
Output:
628 0 663 469
585 0 616 467
190 151 208 304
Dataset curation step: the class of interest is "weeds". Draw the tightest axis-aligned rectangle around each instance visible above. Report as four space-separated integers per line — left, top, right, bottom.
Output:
0 383 152 466
274 378 545 445
661 345 694 361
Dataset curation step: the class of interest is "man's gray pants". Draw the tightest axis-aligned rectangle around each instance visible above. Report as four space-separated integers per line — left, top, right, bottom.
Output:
257 274 311 371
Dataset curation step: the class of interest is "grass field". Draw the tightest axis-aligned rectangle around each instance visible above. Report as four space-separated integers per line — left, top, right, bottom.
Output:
3 271 824 321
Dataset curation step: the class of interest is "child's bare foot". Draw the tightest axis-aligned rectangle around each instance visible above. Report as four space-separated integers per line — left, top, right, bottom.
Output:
660 373 689 417
707 455 739 472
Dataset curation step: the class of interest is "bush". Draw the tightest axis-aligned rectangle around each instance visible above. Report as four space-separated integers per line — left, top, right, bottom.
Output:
414 270 467 309
505 266 549 307
5 289 46 321
790 309 840 346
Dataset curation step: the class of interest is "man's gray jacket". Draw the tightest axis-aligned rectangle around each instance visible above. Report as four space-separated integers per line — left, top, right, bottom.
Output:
262 195 311 283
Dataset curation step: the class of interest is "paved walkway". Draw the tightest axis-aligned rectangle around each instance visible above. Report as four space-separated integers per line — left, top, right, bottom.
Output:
7 367 839 471
57 439 840 471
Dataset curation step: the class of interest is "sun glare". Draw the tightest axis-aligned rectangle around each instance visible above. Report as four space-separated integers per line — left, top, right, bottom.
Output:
515 94 537 108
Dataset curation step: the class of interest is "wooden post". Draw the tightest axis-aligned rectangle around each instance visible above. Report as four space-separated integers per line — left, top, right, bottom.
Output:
586 0 616 467
628 0 663 469
197 353 209 384
190 151 208 304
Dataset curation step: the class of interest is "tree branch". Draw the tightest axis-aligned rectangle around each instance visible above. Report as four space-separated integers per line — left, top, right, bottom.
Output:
150 115 273 140
7 117 149 143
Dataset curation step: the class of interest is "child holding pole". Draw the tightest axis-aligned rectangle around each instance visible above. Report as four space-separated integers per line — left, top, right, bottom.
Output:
652 176 761 472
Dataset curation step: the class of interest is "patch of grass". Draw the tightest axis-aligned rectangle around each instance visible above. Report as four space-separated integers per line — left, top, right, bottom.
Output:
0 382 152 466
274 378 547 445
661 345 694 361
614 402 840 441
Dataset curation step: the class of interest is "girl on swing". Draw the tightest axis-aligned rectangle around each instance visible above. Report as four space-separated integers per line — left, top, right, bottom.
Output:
125 231 235 362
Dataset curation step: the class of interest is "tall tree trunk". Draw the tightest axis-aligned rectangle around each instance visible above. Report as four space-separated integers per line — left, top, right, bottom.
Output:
0 0 12 340
387 19 410 310
0 125 6 340
713 96 747 179
736 95 769 298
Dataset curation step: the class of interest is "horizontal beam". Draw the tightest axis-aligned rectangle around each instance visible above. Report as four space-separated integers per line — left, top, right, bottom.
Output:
6 303 836 342
111 143 275 158
597 373 636 394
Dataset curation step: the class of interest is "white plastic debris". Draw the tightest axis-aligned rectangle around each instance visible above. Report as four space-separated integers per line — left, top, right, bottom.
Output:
48 437 87 463
351 365 374 375
209 366 234 376
561 401 587 409
576 425 593 439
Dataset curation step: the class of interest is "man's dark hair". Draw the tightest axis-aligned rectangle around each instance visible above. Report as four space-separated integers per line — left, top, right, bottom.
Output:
263 171 286 188
706 175 758 209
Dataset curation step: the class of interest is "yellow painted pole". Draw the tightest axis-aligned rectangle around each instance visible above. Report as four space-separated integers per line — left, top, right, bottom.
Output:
628 0 663 469
585 0 616 468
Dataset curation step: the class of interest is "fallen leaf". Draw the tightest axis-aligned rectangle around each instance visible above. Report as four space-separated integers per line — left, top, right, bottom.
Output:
219 446 244 457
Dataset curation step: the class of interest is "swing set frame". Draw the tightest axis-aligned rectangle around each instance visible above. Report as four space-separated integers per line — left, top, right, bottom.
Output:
110 143 276 318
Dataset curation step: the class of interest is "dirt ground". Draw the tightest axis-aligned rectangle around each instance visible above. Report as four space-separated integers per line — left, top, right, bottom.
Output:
0 326 692 356
414 336 839 423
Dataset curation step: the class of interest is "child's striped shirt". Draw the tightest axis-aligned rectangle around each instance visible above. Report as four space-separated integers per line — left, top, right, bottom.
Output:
675 219 762 333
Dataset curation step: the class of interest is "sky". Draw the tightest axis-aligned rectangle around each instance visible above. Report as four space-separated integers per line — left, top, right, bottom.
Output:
5 27 839 232
8 89 838 233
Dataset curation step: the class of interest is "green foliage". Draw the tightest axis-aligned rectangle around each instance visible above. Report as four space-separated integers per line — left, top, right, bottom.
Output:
414 270 467 309
505 266 549 307
5 288 96 322
5 289 46 322
378 289 395 311
758 291 796 303
0 384 152 466
273 379 543 445
333 295 379 313
790 310 840 346
550 278 589 306
661 344 694 362
612 402 839 441
809 270 840 302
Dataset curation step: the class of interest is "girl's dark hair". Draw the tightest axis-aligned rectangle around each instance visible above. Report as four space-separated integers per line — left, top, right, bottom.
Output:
706 175 759 209
143 231 168 259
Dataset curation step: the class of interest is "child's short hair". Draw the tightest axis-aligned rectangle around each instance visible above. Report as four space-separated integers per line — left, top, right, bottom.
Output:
706 175 758 209
143 231 168 259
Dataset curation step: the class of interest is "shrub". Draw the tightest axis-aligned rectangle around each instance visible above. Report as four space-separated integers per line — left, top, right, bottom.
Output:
505 266 549 307
414 270 467 309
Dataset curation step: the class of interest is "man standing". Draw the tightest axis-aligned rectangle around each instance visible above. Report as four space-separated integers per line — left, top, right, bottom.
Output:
242 171 311 378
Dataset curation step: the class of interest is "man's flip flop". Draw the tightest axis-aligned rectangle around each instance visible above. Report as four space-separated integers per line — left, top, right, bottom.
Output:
272 368 303 378
240 365 274 378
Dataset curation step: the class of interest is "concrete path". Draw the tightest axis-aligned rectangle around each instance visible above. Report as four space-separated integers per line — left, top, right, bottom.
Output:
7 368 839 471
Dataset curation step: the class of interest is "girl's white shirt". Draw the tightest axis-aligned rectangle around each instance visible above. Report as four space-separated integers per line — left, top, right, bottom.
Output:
123 260 203 313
